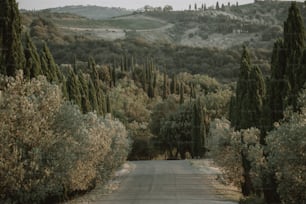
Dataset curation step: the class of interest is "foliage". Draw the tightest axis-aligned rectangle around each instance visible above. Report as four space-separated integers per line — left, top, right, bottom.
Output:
0 73 130 203
264 90 306 203
0 0 25 76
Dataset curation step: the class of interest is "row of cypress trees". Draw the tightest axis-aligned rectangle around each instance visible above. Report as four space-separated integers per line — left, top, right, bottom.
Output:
230 2 306 203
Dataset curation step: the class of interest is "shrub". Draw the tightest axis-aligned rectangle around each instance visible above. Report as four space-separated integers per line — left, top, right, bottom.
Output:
0 72 130 203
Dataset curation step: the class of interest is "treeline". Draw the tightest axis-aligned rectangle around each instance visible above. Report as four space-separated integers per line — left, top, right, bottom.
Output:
212 2 306 203
46 38 272 82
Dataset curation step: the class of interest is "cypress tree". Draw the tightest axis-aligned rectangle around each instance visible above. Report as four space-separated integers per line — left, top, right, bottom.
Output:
298 49 306 92
234 45 251 130
180 83 184 104
88 78 98 112
170 75 177 94
148 79 154 98
153 72 157 96
66 70 82 107
0 0 25 76
41 42 62 83
284 2 305 110
191 99 206 158
24 33 41 80
78 72 91 113
88 57 105 115
247 65 265 128
266 39 289 129
231 45 267 197
162 72 168 100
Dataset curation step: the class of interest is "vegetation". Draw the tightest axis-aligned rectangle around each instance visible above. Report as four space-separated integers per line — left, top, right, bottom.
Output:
213 2 306 204
2 0 306 203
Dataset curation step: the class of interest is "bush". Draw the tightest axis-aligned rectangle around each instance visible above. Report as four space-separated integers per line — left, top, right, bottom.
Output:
0 72 130 203
266 113 306 203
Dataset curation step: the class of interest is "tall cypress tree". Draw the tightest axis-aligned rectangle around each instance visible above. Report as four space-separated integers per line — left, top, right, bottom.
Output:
234 45 251 130
247 65 265 128
24 33 41 80
78 72 91 113
231 45 267 197
170 75 177 94
0 0 25 76
88 57 105 115
66 70 82 107
180 83 184 104
191 99 206 158
266 39 289 129
41 42 62 83
162 72 168 100
88 78 98 112
284 2 305 110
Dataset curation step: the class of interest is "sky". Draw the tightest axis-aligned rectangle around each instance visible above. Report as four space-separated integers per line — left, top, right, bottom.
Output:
17 0 255 11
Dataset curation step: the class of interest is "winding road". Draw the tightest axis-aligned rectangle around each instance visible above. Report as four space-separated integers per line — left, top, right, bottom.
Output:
91 160 238 204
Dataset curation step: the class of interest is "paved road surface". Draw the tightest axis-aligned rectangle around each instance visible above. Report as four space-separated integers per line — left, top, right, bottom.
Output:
92 160 237 204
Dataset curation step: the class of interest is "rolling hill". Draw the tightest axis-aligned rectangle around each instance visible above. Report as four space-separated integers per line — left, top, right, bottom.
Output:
46 5 132 20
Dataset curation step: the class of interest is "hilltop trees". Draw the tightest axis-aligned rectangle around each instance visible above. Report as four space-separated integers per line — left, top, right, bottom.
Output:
0 0 25 76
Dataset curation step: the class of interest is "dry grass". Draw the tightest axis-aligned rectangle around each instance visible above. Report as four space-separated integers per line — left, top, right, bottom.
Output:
190 159 242 202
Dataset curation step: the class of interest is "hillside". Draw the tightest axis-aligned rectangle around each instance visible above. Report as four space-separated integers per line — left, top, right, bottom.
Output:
46 5 132 20
20 1 306 82
22 1 306 48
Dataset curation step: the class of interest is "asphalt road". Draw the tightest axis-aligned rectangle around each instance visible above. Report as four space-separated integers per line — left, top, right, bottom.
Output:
93 160 238 204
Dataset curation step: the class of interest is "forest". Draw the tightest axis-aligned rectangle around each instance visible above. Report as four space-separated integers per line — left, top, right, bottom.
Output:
1 0 306 204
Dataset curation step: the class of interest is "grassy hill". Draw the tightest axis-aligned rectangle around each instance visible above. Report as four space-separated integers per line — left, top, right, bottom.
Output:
46 5 132 20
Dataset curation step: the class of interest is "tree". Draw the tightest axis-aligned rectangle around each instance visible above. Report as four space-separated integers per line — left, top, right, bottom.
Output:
162 72 168 100
40 42 62 83
191 99 207 158
233 45 251 130
231 45 266 197
170 75 177 94
0 0 25 76
216 2 220 10
265 39 289 130
180 83 184 104
247 65 265 128
78 72 91 113
265 89 306 203
66 70 82 107
24 33 41 80
88 78 98 112
163 5 173 12
284 2 305 110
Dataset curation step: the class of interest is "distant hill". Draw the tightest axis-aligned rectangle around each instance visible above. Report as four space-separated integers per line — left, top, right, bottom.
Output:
46 5 133 20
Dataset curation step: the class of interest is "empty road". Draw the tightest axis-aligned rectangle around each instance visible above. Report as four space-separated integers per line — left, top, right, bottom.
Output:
89 160 237 204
